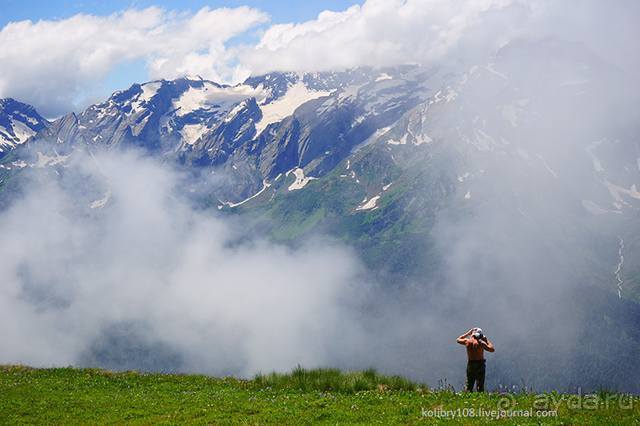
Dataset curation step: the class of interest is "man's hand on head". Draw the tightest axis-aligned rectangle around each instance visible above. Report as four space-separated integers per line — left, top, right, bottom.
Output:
457 328 475 344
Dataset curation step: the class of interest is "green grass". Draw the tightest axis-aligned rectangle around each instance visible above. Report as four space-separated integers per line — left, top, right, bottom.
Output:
253 366 417 393
1 365 638 425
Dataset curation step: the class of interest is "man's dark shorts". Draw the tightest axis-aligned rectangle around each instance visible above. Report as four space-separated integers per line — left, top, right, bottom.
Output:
466 359 486 392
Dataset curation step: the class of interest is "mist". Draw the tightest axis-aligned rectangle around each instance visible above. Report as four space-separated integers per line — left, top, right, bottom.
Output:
395 34 640 391
0 150 369 376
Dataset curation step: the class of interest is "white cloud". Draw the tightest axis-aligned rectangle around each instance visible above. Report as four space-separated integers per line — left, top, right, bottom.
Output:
240 0 640 78
0 150 366 375
0 0 523 116
0 6 268 116
1 0 638 116
238 0 640 83
241 0 524 73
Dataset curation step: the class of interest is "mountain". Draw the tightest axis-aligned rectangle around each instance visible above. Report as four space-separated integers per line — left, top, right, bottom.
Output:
1 39 640 391
0 98 48 157
20 66 444 200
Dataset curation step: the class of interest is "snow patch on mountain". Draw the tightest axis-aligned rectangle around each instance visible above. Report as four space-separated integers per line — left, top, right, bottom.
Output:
255 82 331 135
356 182 395 211
287 167 317 191
605 181 640 208
388 134 408 145
356 195 380 211
220 180 272 208
388 130 431 146
458 172 470 182
15 120 36 141
444 87 457 103
34 151 70 168
131 82 162 113
90 190 112 209
224 101 248 123
336 84 363 104
431 87 457 104
375 127 392 137
413 132 432 145
375 73 392 82
181 123 208 145
174 83 265 117
0 99 48 151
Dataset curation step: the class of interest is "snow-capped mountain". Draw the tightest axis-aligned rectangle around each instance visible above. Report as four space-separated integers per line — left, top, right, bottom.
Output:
0 98 49 155
4 40 639 225
4 40 638 231
37 77 262 152
181 66 439 193
20 66 446 200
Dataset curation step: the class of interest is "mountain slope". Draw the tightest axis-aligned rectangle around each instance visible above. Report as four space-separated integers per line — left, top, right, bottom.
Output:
14 67 445 201
3 366 638 424
0 98 48 156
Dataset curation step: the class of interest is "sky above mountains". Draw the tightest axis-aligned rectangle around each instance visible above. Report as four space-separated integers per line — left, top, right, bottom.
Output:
0 0 361 27
1 0 638 117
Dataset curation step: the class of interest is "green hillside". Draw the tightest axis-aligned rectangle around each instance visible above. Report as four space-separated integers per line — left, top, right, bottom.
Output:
1 365 637 424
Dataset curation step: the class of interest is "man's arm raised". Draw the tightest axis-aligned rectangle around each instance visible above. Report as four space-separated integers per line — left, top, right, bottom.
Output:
480 337 495 352
456 328 474 345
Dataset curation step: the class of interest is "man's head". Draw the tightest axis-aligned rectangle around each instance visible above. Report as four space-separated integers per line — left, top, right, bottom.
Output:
473 327 483 339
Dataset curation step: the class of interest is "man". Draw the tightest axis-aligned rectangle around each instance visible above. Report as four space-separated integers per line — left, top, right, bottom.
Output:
456 327 495 392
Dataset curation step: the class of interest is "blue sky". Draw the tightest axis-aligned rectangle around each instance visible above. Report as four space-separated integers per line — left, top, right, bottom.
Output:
0 1 362 28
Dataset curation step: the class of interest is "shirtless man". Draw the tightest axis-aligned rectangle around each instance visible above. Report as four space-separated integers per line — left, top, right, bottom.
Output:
456 327 495 392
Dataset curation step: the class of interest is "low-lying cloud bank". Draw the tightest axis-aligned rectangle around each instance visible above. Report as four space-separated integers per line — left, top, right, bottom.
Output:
1 146 639 392
0 151 366 376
